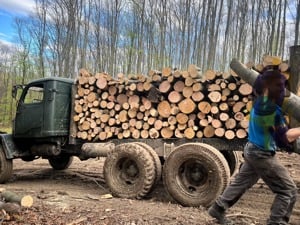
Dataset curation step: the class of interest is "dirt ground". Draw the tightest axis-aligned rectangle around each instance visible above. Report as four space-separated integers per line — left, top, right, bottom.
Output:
1 151 300 225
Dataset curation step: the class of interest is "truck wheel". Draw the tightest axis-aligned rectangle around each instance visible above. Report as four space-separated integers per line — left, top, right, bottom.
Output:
162 143 230 207
0 147 13 183
134 142 162 185
104 143 156 199
48 155 73 170
221 150 239 176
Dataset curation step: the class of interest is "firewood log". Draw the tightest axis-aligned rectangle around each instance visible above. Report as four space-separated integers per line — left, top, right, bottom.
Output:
176 113 189 125
162 67 172 77
215 127 225 137
158 100 171 118
0 191 33 208
208 91 221 103
161 127 173 138
178 98 196 114
96 75 108 90
225 130 235 140
236 129 247 139
196 130 203 138
203 125 215 138
198 101 211 114
168 91 182 103
192 82 202 92
141 130 149 138
175 129 184 138
184 127 195 139
182 87 193 98
174 80 185 92
191 91 204 102
159 80 171 93
149 128 159 138
188 64 201 78
238 83 252 96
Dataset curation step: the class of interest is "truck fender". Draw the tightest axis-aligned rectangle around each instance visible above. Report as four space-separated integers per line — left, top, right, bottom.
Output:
0 133 18 159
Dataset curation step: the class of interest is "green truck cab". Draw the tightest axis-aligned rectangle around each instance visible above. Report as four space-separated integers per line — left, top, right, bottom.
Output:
2 77 113 162
0 78 76 179
14 77 72 138
13 78 74 139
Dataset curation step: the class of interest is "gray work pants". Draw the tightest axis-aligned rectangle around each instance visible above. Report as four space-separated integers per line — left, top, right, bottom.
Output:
216 142 298 224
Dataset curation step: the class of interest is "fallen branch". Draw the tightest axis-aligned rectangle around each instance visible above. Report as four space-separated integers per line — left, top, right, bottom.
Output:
226 212 260 220
66 217 87 225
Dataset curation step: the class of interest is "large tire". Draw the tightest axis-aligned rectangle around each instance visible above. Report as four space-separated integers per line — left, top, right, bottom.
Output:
0 147 13 183
163 143 230 207
134 142 162 185
221 150 240 176
48 154 73 170
104 143 156 199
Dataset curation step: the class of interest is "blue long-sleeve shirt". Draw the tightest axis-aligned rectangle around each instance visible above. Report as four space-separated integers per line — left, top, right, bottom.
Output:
248 96 289 152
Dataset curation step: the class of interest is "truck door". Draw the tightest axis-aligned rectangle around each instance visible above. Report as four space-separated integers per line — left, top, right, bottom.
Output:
14 83 44 138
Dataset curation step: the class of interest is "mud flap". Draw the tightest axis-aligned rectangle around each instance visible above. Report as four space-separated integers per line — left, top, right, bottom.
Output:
0 134 19 159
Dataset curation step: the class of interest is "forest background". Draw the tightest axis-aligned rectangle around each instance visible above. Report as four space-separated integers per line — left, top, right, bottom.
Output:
0 0 300 129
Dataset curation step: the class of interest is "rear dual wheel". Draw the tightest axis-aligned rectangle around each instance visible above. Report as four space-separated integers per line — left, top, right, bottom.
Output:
104 142 231 207
134 142 162 185
104 143 158 199
162 143 230 207
221 150 240 176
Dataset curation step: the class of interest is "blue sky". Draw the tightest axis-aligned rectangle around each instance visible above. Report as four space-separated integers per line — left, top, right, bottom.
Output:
0 0 35 45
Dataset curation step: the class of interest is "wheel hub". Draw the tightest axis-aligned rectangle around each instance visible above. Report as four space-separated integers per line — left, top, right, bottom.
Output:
179 159 208 191
118 158 139 184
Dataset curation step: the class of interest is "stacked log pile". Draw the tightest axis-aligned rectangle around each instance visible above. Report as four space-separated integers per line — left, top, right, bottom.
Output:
73 65 252 141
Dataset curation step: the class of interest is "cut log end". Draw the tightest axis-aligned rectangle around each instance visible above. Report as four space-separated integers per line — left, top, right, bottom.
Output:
21 195 34 208
178 98 196 114
1 191 33 208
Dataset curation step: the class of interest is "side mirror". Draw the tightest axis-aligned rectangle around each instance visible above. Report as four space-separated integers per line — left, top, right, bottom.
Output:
12 86 17 99
12 85 24 99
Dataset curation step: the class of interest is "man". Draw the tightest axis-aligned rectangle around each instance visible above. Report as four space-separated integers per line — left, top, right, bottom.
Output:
208 68 298 225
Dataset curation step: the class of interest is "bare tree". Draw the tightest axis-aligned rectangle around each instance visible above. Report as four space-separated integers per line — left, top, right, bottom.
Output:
295 0 300 45
279 0 287 56
14 17 32 84
28 0 48 78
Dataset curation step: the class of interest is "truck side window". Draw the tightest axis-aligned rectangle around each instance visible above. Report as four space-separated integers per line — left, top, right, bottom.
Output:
23 85 44 104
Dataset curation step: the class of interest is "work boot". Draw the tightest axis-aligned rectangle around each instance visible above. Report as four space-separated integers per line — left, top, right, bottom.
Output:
266 219 288 225
266 222 288 225
208 202 230 224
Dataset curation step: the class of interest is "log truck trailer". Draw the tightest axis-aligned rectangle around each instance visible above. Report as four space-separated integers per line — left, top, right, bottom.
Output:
0 58 299 208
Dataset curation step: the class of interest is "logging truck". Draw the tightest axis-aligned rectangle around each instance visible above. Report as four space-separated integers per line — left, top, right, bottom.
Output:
0 58 300 208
